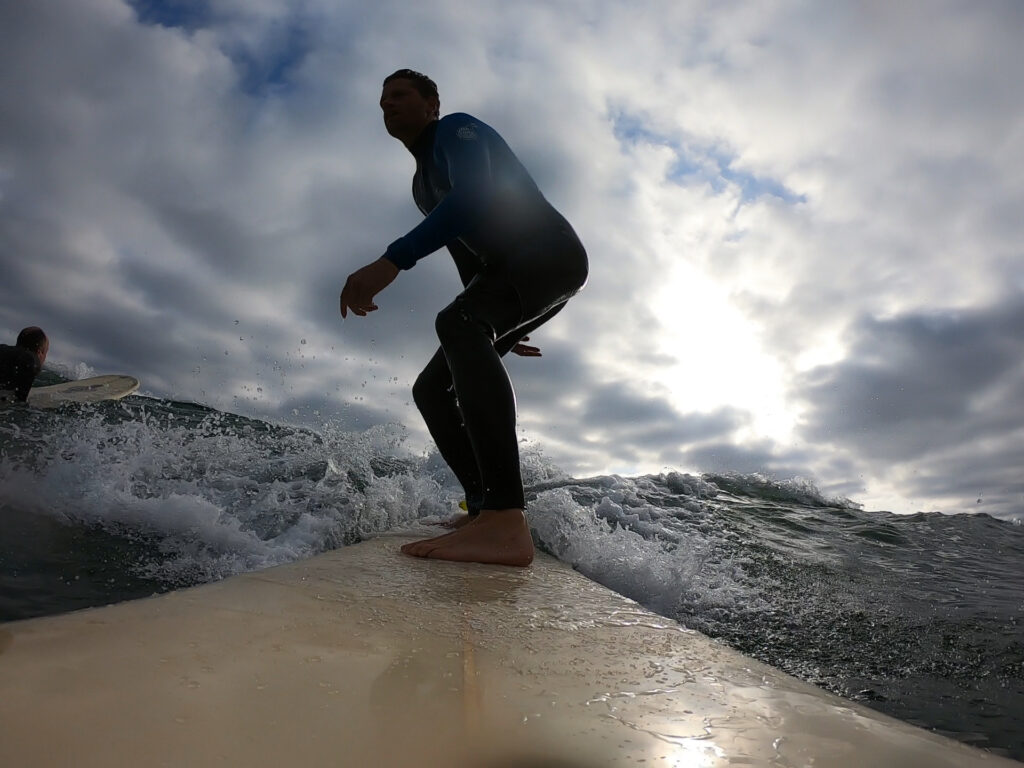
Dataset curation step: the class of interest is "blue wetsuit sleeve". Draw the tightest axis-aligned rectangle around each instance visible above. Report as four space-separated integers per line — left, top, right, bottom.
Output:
384 119 493 270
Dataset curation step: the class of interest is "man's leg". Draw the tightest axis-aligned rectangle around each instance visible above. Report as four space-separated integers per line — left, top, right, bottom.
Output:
412 348 484 519
412 304 569 530
402 276 535 566
402 222 587 566
437 292 524 512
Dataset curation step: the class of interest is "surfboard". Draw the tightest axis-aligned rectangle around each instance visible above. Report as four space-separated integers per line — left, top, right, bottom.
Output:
25 374 140 408
0 536 1017 767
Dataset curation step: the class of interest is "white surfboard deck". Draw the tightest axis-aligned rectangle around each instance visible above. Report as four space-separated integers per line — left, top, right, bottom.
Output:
26 374 140 408
0 536 1017 768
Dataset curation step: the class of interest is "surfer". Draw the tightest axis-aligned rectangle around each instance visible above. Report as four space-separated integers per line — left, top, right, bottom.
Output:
0 327 48 403
339 70 588 567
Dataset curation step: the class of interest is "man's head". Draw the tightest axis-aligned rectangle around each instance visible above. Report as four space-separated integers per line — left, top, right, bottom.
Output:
16 326 48 366
381 69 440 147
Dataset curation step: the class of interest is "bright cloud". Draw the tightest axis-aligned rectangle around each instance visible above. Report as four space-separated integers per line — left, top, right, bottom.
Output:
1 0 1022 518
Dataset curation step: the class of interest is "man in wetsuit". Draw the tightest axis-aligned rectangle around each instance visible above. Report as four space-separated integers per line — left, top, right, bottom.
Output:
339 70 588 567
0 327 49 403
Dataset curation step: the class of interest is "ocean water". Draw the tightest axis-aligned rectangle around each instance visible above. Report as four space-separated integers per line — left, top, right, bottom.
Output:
1 387 1022 761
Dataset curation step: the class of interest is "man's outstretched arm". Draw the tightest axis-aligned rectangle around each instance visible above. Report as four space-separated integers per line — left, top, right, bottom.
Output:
339 257 400 318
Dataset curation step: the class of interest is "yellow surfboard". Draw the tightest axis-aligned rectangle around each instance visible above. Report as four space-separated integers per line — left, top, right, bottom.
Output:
0 536 1016 767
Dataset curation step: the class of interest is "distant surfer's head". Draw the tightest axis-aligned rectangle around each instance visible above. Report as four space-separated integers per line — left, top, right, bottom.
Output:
381 70 440 146
16 326 48 364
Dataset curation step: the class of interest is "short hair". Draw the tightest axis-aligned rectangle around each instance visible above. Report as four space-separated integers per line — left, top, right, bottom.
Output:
16 326 47 352
383 69 440 113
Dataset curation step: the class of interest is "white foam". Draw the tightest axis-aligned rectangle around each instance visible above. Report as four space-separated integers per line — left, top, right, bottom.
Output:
527 478 767 623
44 360 97 381
0 406 764 616
0 408 444 584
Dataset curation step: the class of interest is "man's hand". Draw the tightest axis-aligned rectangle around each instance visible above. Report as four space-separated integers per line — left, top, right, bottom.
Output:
511 337 541 357
340 258 400 319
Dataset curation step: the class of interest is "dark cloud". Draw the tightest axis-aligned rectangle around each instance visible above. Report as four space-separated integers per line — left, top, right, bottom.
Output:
582 383 676 428
796 297 1024 514
144 202 263 274
798 299 1024 457
905 435 1024 516
573 381 756 470
507 337 595 399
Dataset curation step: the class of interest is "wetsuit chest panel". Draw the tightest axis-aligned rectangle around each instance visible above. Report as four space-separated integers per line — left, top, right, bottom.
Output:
412 123 448 216
386 113 576 276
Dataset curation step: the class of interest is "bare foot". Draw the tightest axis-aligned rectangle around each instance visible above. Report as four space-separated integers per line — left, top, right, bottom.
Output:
401 509 534 567
428 502 476 529
402 526 467 549
440 513 475 529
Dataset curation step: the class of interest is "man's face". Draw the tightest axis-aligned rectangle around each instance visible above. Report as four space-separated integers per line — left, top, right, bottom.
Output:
380 79 438 141
37 340 48 366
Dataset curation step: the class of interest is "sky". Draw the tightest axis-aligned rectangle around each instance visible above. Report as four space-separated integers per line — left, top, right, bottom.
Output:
2 0 1023 519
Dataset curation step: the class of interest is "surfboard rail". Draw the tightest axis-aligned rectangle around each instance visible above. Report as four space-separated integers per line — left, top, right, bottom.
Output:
26 374 140 408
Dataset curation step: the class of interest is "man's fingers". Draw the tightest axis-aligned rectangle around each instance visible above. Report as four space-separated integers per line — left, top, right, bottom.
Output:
341 259 395 320
340 291 377 319
511 343 542 357
340 277 365 319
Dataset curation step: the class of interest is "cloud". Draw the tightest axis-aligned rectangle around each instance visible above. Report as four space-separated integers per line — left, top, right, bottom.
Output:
549 379 756 470
796 297 1024 514
2 0 1022 518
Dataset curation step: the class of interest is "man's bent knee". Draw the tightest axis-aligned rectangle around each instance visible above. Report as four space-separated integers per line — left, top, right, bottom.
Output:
435 298 497 347
412 367 448 413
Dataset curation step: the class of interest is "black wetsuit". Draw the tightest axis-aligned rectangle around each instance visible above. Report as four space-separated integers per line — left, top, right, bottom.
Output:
383 113 588 513
0 344 42 402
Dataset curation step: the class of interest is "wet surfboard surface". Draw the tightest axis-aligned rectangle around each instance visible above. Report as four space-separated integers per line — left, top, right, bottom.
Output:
0 536 1018 767
26 375 139 408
